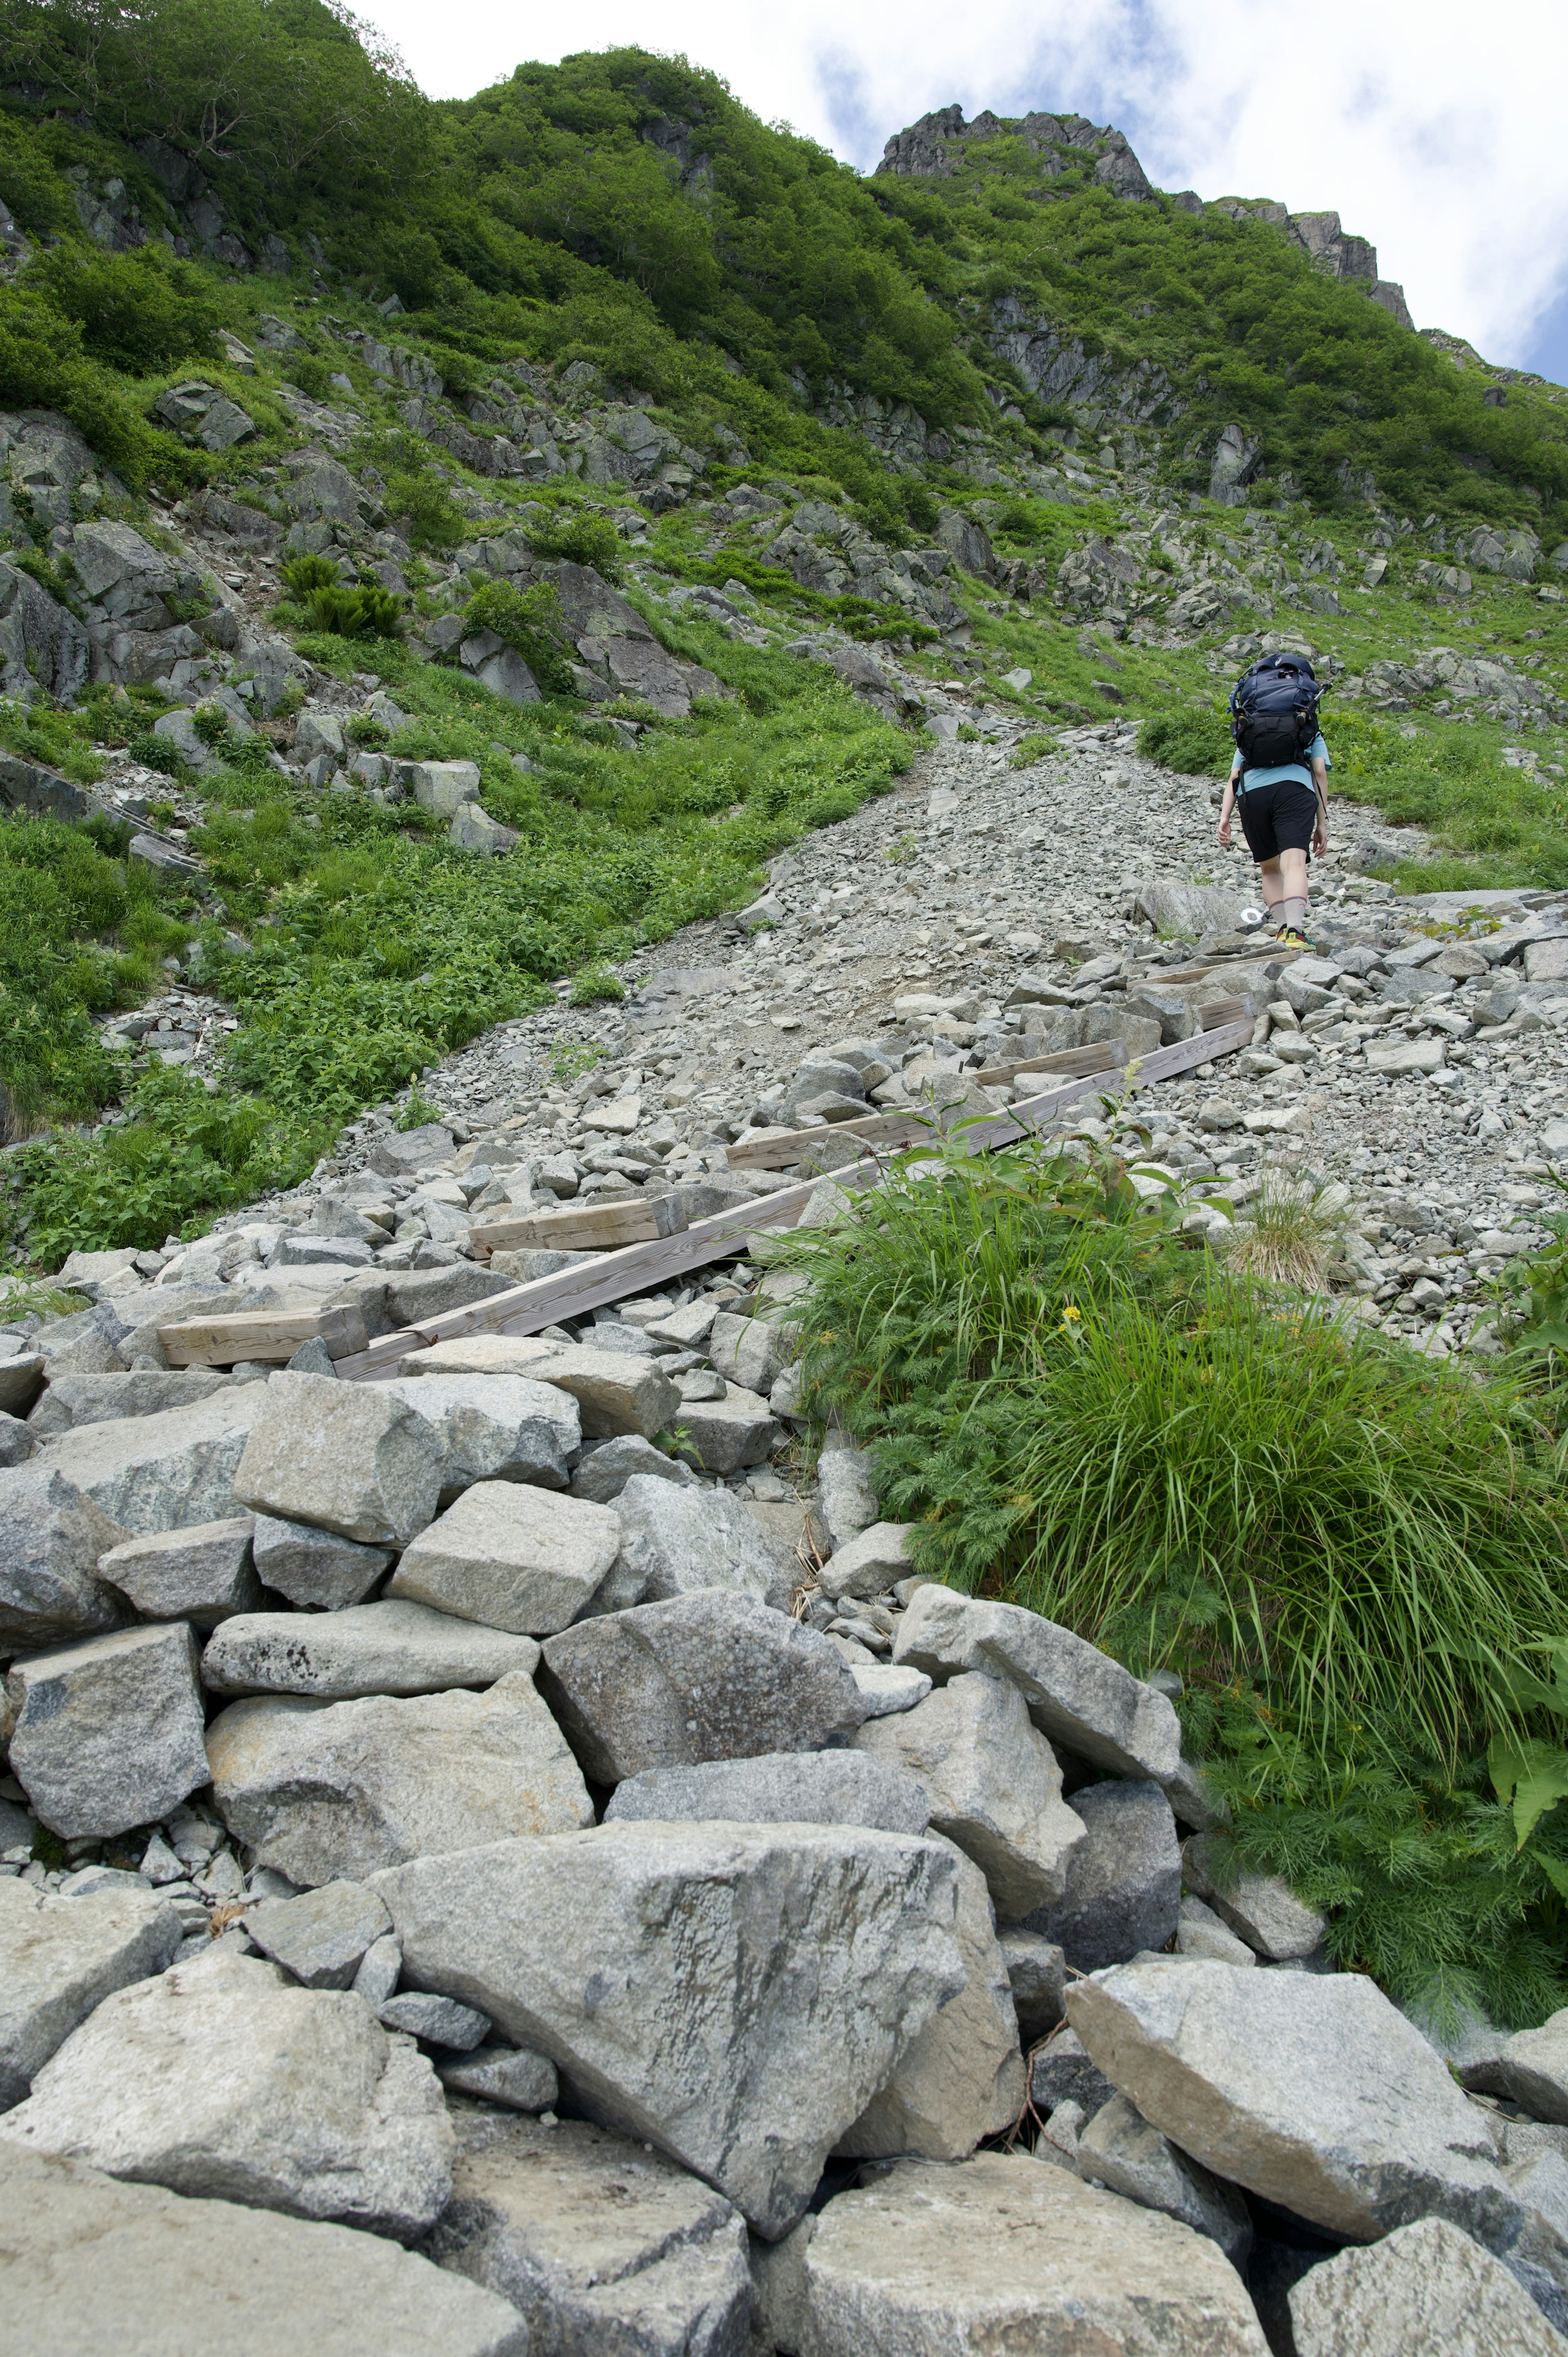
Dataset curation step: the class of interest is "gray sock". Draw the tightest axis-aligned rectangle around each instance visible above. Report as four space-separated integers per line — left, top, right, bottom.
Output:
1279 896 1307 930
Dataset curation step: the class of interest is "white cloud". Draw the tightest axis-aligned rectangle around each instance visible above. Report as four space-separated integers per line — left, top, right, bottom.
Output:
352 0 1568 372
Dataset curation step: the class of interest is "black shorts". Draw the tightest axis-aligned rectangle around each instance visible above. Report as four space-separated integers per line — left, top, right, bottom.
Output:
1236 778 1318 863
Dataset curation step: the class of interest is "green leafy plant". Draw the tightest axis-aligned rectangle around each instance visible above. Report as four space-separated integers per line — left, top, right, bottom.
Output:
280 554 341 601
527 508 623 580
1137 705 1234 775
568 965 625 1006
461 580 575 695
394 1078 444 1131
306 584 403 640
24 245 220 376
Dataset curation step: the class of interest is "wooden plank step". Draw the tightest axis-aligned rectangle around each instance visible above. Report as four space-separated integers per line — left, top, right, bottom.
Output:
337 1019 1254 1381
1198 995 1253 1031
973 1039 1123 1086
469 1193 688 1256
159 1304 368 1369
1141 942 1300 988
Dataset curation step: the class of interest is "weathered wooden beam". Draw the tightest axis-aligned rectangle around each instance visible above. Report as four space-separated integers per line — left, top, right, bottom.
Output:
973 1038 1125 1088
159 1304 368 1369
469 1193 688 1255
336 1019 1254 1380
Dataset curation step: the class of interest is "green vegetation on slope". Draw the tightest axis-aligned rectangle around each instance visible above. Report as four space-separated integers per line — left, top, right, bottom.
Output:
0 632 909 1259
778 1135 1568 2027
3 11 1566 526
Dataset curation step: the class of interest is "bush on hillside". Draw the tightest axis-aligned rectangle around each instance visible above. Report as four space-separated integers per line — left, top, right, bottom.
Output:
24 244 219 375
462 580 575 694
1138 704 1234 774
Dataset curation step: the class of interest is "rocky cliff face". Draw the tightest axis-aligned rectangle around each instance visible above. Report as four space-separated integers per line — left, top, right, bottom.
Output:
877 108 1414 331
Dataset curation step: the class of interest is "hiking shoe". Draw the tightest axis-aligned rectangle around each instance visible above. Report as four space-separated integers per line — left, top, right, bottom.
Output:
1275 924 1312 950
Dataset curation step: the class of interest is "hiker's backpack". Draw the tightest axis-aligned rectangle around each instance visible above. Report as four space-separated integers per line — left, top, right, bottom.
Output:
1228 658 1327 772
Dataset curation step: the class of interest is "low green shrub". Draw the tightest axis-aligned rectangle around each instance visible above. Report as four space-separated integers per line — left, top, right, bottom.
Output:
461 580 576 694
526 508 624 579
1137 703 1234 774
25 245 220 376
786 1134 1567 1752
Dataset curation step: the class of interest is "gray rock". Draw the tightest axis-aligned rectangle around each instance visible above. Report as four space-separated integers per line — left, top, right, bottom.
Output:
0 1409 37 1464
1177 1892 1257 1966
35 1301 130 1377
381 1993 491 2050
673 1383 784 1476
252 1512 394 1610
1163 1753 1231 1833
96 1513 261 1627
530 1347 681 1440
539 1589 866 1784
1029 2025 1118 2120
0 1880 182 2111
0 1464 130 1649
997 1929 1066 2041
1023 1779 1181 1969
569 1434 697 1503
1182 1832 1328 1960
852 1661 933 1716
0 1947 453 2241
1066 1960 1546 2263
7 1624 209 1840
0 2145 530 2356
815 1441 878 1548
892 1585 1183 1781
379 1373 577 1500
388 1482 621 1635
234 1372 441 1547
1079 2094 1253 2266
0 1356 43 1417
751 2218 815 2355
1492 2008 1568 2125
33 1386 268 1534
604 1748 931 1835
201 1600 541 1699
370 1122 454 1177
802 2153 1270 2355
609 1473 798 1616
372 1818 964 2239
207 1671 593 1886
243 1881 393 1989
423 2107 755 2353
1289 2214 1568 2356
854 1671 1085 1920
353 1933 403 2009
437 2045 558 2113
839 1839 1025 2163
817 1521 917 1601
708 1308 797 1398
27 1369 229 1434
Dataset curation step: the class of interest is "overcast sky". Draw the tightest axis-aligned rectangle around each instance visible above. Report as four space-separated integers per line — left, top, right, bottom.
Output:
354 0 1568 387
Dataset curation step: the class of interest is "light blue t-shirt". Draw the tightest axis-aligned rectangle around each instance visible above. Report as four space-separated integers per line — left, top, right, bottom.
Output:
1231 733 1330 794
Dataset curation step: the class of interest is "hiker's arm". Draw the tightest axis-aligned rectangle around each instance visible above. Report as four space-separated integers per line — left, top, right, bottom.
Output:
1311 756 1328 854
1217 769 1238 849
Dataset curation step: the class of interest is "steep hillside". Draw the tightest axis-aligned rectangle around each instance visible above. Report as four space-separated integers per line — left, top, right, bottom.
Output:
0 7 1567 1258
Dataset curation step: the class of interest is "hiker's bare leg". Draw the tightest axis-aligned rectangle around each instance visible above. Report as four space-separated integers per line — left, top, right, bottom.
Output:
1261 847 1310 932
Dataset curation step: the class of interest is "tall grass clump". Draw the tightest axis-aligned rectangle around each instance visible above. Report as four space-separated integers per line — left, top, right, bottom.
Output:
782 1134 1566 1757
779 1132 1568 2021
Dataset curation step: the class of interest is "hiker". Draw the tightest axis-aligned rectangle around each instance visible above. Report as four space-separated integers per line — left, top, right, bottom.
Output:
1216 650 1330 949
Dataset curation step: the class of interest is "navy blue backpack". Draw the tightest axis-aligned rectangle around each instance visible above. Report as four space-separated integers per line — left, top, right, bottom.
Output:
1229 654 1327 773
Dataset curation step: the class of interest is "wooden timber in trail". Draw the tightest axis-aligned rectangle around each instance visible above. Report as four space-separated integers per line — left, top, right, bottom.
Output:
336 1018 1255 1380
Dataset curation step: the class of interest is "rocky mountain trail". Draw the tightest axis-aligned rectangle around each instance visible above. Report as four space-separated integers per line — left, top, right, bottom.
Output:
7 50 1568 2346
6 693 1568 2342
